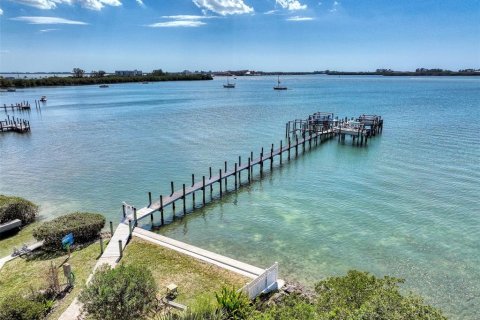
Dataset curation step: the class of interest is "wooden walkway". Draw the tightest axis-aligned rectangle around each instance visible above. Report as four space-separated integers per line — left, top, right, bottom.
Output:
1 102 31 112
127 127 337 225
0 117 30 133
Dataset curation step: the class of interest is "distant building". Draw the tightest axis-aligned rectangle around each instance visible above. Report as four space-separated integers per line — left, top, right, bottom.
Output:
115 70 143 76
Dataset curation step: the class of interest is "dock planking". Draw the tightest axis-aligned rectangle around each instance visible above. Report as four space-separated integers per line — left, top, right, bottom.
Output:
124 112 383 227
129 128 336 224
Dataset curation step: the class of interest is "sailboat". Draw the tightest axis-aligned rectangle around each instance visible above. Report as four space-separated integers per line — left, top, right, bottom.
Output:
223 77 235 88
273 75 287 90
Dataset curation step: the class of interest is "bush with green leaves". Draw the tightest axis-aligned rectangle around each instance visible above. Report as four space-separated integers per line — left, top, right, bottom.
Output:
79 263 158 320
0 295 46 320
215 287 252 319
314 270 446 320
0 195 38 225
250 294 317 320
33 212 105 250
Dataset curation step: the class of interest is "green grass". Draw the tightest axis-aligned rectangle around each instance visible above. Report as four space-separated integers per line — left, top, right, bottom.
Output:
0 222 40 257
122 238 250 307
0 240 103 319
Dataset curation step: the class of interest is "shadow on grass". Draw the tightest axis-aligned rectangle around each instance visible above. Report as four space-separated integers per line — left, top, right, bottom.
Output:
24 238 105 262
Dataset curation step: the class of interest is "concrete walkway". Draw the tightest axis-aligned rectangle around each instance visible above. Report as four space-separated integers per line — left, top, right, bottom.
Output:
133 228 264 279
58 221 131 320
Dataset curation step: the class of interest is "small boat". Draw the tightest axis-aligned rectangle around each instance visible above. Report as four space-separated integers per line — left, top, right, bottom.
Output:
39 96 47 102
7 88 16 92
99 84 109 88
273 76 287 90
223 77 235 88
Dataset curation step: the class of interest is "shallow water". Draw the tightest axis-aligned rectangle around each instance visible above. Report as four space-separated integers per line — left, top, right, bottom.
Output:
0 76 479 318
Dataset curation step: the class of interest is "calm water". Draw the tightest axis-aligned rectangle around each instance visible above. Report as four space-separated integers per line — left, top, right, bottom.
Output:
0 76 479 318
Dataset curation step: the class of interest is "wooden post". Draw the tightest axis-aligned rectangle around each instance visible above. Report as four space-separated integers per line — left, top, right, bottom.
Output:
160 195 164 225
192 174 195 187
202 176 206 205
118 240 123 258
209 167 213 195
219 169 223 197
122 204 126 218
234 163 238 189
192 187 196 209
288 137 291 160
280 140 283 164
270 143 274 169
295 136 299 157
148 192 152 207
260 151 264 176
133 208 137 227
128 219 132 239
224 161 228 190
171 181 174 196
150 212 154 224
110 221 114 236
182 184 186 215
248 157 251 182
238 156 241 181
100 237 104 254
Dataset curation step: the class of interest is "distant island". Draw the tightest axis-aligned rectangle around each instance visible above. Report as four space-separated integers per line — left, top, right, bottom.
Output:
0 68 212 88
213 68 480 77
1 68 478 88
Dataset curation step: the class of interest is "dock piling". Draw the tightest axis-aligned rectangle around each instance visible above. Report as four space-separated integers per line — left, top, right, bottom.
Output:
182 184 186 215
160 195 164 225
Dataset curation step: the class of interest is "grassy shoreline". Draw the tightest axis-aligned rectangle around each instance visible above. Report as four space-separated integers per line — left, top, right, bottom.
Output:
0 73 213 89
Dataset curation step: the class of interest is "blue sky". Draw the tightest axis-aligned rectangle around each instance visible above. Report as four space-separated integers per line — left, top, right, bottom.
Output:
0 0 479 72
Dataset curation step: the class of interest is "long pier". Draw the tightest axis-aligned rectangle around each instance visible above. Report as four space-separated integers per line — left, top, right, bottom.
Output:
121 111 384 229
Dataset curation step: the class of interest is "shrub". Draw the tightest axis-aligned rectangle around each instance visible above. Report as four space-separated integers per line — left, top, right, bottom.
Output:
315 270 446 319
215 287 251 319
250 294 316 320
0 195 38 225
33 212 105 250
0 295 46 320
79 264 158 320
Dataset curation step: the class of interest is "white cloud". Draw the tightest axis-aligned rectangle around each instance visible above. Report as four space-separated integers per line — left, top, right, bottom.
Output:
135 0 144 7
147 20 206 28
11 16 88 24
192 0 253 16
147 14 214 28
161 15 215 20
286 15 313 21
264 9 277 15
39 28 58 32
0 8 3 15
276 0 306 11
9 0 121 11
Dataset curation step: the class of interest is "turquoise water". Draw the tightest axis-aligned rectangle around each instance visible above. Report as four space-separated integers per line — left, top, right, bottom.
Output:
0 76 479 318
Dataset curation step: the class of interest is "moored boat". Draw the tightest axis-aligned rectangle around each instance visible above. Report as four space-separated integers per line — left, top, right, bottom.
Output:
273 76 287 90
39 96 47 102
223 77 235 88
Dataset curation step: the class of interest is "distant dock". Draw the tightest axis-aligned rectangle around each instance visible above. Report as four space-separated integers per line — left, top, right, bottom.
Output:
122 111 384 229
0 116 31 133
1 102 31 112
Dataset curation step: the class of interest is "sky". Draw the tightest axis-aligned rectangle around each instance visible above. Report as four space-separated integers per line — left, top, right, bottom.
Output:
0 0 479 72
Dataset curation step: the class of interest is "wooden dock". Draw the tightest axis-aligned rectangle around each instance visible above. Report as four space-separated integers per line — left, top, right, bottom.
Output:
118 111 383 229
1 101 31 112
0 116 30 133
